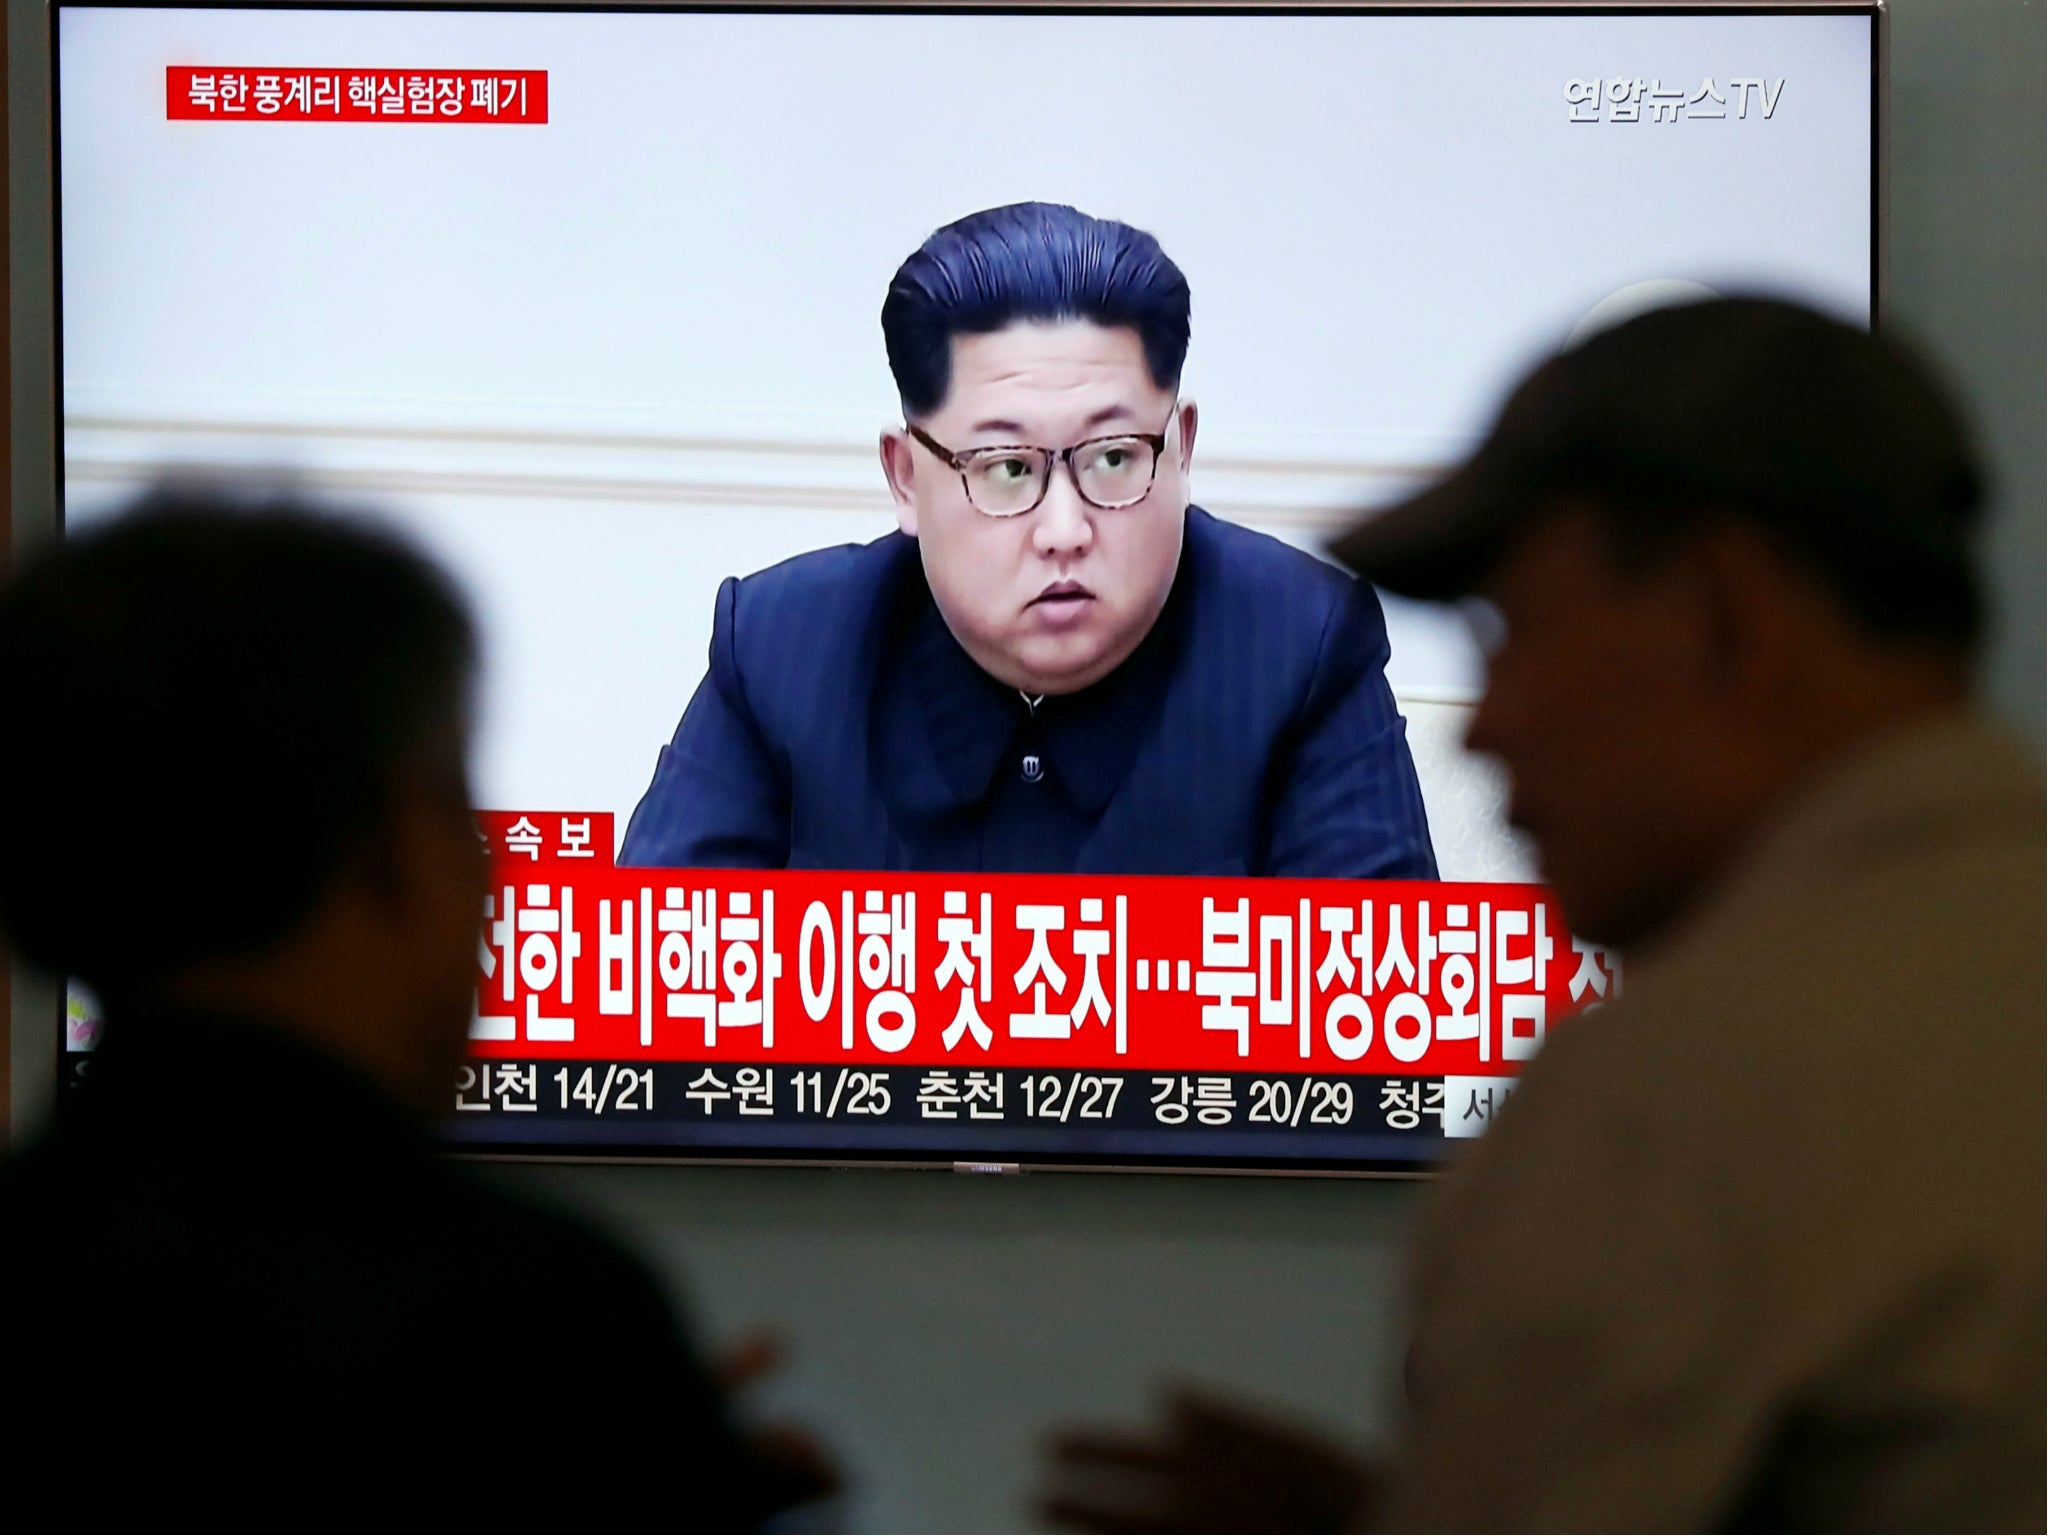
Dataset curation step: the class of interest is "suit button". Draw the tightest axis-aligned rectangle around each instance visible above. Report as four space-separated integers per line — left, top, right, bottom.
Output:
1020 753 1044 783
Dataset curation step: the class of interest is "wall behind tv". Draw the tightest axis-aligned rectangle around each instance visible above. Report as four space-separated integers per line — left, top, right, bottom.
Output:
5 2 2042 1532
1886 0 2045 745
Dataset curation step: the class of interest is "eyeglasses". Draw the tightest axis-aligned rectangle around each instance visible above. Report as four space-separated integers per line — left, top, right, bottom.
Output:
906 410 1175 518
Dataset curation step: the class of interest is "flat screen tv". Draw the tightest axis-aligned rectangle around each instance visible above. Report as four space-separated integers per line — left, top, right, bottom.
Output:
42 1 1880 1172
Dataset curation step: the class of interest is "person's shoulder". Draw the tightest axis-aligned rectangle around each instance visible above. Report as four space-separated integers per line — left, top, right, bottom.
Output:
715 529 918 683
1179 506 1390 694
1501 743 2047 1206
1184 506 1368 635
727 529 918 622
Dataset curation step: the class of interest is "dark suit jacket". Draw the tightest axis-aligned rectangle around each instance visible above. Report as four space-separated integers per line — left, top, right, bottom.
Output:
0 1009 780 1530
622 506 1437 878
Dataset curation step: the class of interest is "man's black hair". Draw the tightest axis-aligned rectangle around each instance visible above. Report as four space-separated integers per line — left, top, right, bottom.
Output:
882 202 1192 419
0 488 477 992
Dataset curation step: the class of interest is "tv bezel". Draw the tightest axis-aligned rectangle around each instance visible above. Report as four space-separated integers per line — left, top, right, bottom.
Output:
11 0 1885 1175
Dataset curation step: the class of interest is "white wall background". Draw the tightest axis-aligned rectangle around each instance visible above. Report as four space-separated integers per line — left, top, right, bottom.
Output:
25 7 1963 1533
59 6 1871 881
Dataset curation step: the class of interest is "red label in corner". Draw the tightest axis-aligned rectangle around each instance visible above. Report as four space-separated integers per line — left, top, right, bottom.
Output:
167 67 548 123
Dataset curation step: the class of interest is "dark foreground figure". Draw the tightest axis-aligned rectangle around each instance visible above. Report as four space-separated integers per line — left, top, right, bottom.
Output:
0 499 824 1528
1043 300 2045 1531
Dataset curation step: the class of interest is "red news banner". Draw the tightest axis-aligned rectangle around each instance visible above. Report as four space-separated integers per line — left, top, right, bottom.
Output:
471 813 1619 1091
166 67 547 123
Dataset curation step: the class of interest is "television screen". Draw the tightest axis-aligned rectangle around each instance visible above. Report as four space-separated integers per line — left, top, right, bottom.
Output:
55 2 1877 1171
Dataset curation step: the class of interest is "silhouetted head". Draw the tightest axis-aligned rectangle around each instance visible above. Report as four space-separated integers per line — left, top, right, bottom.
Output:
1334 298 1984 949
0 489 484 1106
878 203 1199 696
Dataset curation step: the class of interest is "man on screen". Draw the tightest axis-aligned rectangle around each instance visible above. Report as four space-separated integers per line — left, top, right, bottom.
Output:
621 202 1436 877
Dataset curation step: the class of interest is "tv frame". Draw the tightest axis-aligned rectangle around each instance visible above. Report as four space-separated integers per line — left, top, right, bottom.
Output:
7 0 1886 1174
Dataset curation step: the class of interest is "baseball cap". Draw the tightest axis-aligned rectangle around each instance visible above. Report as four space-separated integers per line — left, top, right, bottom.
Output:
1330 298 1984 628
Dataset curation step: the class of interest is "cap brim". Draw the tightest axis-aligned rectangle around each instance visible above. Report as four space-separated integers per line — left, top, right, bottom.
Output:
1326 458 1522 601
